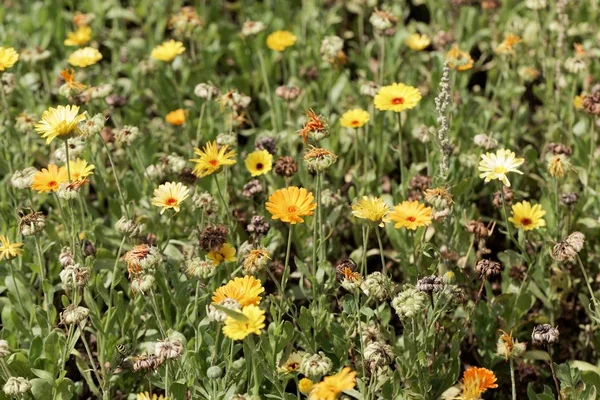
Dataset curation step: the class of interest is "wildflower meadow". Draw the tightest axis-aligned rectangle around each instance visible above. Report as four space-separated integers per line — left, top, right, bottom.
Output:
1 0 600 399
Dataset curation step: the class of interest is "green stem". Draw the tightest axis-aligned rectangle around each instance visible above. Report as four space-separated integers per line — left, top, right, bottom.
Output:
213 174 232 235
576 255 600 316
98 134 129 218
65 141 72 182
103 236 127 333
281 226 293 295
397 112 406 192
361 225 370 276
149 290 167 337
8 261 28 325
510 358 517 400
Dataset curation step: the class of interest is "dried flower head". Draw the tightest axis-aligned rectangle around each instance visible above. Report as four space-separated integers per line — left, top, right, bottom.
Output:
199 224 229 252
551 232 585 262
531 324 559 346
298 110 328 143
274 156 298 177
475 259 503 279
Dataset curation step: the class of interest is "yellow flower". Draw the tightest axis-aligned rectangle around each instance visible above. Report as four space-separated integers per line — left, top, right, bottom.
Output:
190 141 237 178
31 165 68 193
151 181 190 214
64 25 92 46
549 155 568 178
207 243 236 266
60 69 87 93
277 351 304 374
478 149 524 187
351 196 390 226
136 392 166 400
222 304 266 341
460 367 498 400
266 30 297 51
574 94 584 109
508 201 546 231
374 83 422 112
68 47 102 68
495 33 522 55
299 378 314 396
405 33 431 51
0 235 24 261
309 367 356 400
245 150 273 177
212 275 265 306
340 109 370 128
34 105 86 144
0 47 19 71
151 40 185 62
243 248 271 272
266 187 317 224
446 45 474 71
67 158 95 181
165 109 185 125
389 201 432 230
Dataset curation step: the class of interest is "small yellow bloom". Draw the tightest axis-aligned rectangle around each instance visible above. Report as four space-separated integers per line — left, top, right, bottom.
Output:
245 150 273 177
446 45 474 71
60 69 87 93
508 201 546 231
574 94 584 109
389 201 433 230
266 187 317 224
0 47 19 71
151 40 185 62
165 109 186 125
68 47 102 68
495 33 522 55
64 25 92 47
478 149 524 187
405 33 431 51
277 351 304 374
340 109 370 128
374 83 422 112
460 367 498 400
266 30 297 51
549 155 567 178
31 165 68 193
212 275 265 306
151 181 190 214
190 141 237 178
207 243 236 266
351 196 390 226
34 105 87 144
0 235 24 261
309 367 356 400
136 392 167 400
222 304 266 340
67 158 95 181
298 378 314 396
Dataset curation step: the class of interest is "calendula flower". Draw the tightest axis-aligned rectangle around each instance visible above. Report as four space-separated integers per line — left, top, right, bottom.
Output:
405 33 431 51
495 33 522 55
212 275 265 307
446 45 474 71
478 149 524 187
389 201 432 230
0 235 24 261
459 367 498 400
0 47 19 71
508 201 546 231
242 248 270 274
351 196 390 227
278 351 305 374
136 392 166 400
222 304 266 340
68 47 102 67
298 109 328 143
303 146 337 172
266 30 297 51
67 158 95 181
58 69 87 96
190 141 237 178
31 165 68 193
245 150 273 177
151 181 190 214
64 25 91 46
574 94 584 109
549 155 569 178
165 109 185 125
266 187 317 224
309 367 356 400
151 40 185 62
34 105 86 144
340 109 370 128
298 378 314 395
374 83 422 112
207 243 236 266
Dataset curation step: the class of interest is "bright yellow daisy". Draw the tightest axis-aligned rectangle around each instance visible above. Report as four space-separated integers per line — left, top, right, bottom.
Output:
508 201 546 231
0 47 19 71
478 149 524 187
165 109 185 125
405 33 431 51
389 201 432 230
31 165 68 193
212 275 265 307
222 304 266 341
67 158 95 181
309 367 356 400
0 235 24 261
207 243 236 266
266 187 317 224
340 109 370 128
245 150 273 177
190 141 237 178
351 196 390 227
374 83 422 112
151 40 185 62
64 25 92 47
34 105 86 144
151 181 190 214
68 47 102 68
446 44 474 71
266 30 297 51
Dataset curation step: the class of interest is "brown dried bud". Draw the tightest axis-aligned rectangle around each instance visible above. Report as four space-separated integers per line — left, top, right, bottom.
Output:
83 240 96 257
416 275 444 294
300 66 319 82
105 95 127 107
274 156 298 177
509 265 527 281
550 232 585 262
492 187 514 209
475 259 502 278
547 142 572 156
409 175 431 192
560 193 578 207
133 354 163 372
255 137 277 155
467 220 489 238
582 87 600 115
199 224 228 252
275 85 301 101
335 258 357 279
531 324 559 346
246 215 270 237
242 179 263 198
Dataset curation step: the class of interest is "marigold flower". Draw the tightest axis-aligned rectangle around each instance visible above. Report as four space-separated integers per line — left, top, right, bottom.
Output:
351 196 390 226
207 243 236 266
67 158 95 181
309 367 356 400
68 47 102 68
0 47 19 71
165 109 186 125
298 109 328 143
478 149 524 187
266 30 297 51
298 378 314 395
548 155 568 178
212 275 265 307
389 201 432 230
151 40 185 62
446 44 474 71
151 181 190 214
508 201 546 231
31 165 68 193
34 105 86 144
64 25 92 46
59 69 87 95
136 392 166 400
405 33 431 51
495 33 522 55
0 235 24 261
190 141 237 178
266 187 317 224
303 146 338 172
222 304 266 340
573 94 584 109
245 150 273 177
374 83 422 112
460 367 498 399
340 108 370 128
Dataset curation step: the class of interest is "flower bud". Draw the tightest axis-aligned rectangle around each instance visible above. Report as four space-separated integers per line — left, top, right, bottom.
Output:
194 82 219 99
363 341 394 370
298 378 314 395
303 146 338 172
392 286 427 320
61 305 89 325
0 340 10 357
155 338 184 360
299 352 332 377
19 211 45 236
531 324 559 346
551 232 585 262
59 247 75 267
10 167 37 190
207 298 241 322
3 377 31 398
114 125 140 145
207 365 223 379
360 272 389 301
81 113 106 136
185 257 216 279
130 274 155 294
416 275 444 294
115 217 145 238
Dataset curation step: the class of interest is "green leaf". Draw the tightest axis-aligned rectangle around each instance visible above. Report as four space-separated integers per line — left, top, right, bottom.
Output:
211 304 248 322
30 378 52 400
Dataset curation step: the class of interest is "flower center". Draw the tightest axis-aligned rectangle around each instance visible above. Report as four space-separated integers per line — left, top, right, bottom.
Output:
406 216 416 222
493 166 507 174
209 159 219 166
256 163 263 170
287 206 298 214
48 180 58 188
352 120 359 126
166 198 178 206
521 218 532 226
391 97 405 105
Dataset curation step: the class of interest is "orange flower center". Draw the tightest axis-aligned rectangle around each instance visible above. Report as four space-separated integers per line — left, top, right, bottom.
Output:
287 206 298 213
521 218 532 226
166 198 178 206
352 120 359 126
209 159 218 166
391 97 405 105
48 180 58 188
406 216 416 222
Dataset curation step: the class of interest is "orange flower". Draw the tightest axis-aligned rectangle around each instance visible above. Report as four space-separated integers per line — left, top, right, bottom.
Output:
166 109 186 125
460 367 498 399
298 109 327 143
266 187 316 224
60 69 86 92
